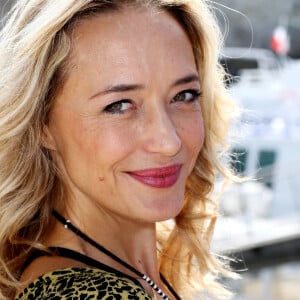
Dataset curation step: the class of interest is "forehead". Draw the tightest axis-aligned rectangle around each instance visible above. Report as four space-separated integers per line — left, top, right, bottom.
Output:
63 5 197 89
70 4 187 42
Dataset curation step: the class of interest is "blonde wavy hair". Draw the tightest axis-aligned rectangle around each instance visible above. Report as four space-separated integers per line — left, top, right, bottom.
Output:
0 0 236 299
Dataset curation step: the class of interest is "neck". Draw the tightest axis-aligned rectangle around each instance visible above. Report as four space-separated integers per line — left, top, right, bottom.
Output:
50 206 160 282
51 209 181 300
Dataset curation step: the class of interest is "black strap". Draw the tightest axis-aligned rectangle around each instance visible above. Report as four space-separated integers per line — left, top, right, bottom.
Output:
161 273 181 300
50 247 142 286
20 249 50 275
52 210 144 277
21 246 142 286
53 210 181 300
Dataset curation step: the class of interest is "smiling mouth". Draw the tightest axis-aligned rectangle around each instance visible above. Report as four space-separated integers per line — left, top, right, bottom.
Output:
126 164 182 188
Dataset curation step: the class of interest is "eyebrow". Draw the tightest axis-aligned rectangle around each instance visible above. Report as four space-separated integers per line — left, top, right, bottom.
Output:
171 74 200 87
89 73 200 100
89 83 144 100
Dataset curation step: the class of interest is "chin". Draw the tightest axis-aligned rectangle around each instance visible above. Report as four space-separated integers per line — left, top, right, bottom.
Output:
152 197 184 222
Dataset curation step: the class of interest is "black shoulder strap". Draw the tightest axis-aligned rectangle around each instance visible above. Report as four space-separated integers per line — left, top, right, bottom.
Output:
49 247 141 285
20 248 52 276
21 247 141 287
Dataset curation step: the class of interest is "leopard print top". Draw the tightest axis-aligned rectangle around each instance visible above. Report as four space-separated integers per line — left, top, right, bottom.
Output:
15 247 153 300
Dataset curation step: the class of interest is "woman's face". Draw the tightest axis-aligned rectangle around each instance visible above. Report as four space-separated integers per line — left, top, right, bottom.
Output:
45 6 204 223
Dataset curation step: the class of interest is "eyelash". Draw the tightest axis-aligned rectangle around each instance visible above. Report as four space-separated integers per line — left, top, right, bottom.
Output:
103 89 201 114
103 99 133 114
172 89 201 103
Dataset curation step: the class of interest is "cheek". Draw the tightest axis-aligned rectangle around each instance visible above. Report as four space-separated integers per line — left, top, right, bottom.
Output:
74 122 136 169
180 112 205 155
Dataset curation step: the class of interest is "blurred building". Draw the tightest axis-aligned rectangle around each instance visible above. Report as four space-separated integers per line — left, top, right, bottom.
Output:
215 0 300 57
0 1 14 21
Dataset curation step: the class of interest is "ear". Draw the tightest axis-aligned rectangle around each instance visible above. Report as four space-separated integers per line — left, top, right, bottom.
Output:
41 124 57 151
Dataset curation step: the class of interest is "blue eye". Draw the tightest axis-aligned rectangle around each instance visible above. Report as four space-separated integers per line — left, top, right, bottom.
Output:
173 89 201 103
103 99 132 114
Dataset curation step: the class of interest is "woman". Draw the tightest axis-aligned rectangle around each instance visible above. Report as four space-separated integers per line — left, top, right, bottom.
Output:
0 0 236 299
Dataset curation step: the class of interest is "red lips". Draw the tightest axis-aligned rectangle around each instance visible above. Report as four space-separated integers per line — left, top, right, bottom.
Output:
126 164 182 188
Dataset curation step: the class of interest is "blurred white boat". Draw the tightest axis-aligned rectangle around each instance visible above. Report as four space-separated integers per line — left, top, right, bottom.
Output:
214 50 300 255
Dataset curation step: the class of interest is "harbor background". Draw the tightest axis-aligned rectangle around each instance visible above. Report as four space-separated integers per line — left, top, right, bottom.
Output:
213 1 300 299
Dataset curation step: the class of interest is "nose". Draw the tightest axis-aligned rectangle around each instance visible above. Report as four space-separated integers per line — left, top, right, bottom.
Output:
141 105 182 156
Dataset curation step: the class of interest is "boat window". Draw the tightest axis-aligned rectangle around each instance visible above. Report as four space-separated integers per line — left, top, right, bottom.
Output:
231 147 248 175
257 150 277 188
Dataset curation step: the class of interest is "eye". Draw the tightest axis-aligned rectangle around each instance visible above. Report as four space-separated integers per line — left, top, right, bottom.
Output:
172 89 201 103
103 99 132 114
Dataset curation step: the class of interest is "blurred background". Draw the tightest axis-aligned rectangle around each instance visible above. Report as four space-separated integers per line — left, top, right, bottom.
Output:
216 0 300 57
1 0 300 299
212 1 300 300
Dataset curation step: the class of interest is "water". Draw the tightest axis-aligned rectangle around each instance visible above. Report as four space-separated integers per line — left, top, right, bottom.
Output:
228 262 300 300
